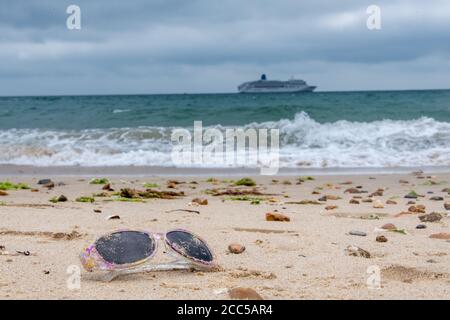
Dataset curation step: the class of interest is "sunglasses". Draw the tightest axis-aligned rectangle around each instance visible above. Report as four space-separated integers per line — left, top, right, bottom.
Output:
80 229 217 281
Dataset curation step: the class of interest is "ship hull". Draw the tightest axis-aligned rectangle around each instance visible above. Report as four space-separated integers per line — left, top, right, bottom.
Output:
238 86 316 93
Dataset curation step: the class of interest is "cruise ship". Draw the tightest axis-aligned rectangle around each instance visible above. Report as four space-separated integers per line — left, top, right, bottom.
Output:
238 74 316 93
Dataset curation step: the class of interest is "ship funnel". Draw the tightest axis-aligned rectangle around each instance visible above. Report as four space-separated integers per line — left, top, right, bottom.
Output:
261 74 267 80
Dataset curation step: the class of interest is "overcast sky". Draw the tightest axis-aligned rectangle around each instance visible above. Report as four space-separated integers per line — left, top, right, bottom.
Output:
1 0 449 95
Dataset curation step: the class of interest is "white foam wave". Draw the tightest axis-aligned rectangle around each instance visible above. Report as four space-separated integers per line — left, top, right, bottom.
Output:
113 109 131 114
1 112 450 168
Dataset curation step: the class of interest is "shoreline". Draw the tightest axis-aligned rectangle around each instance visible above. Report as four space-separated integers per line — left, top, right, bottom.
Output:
1 164 450 177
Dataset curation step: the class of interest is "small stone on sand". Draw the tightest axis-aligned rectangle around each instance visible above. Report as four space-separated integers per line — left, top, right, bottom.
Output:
192 198 208 205
382 223 396 230
265 212 290 222
349 231 367 237
373 200 384 208
429 233 450 240
345 245 371 258
419 212 443 223
228 244 246 254
229 287 263 300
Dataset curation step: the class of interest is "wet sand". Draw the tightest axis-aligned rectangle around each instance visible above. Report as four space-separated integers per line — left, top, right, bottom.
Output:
0 172 449 299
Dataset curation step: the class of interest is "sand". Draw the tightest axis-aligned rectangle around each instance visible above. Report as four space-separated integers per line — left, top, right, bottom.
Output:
0 171 449 299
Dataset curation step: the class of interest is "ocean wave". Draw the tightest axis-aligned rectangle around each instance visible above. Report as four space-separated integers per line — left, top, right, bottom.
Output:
0 112 449 168
112 109 131 114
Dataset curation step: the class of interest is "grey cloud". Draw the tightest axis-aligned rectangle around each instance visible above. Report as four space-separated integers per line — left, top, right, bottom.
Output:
0 0 449 95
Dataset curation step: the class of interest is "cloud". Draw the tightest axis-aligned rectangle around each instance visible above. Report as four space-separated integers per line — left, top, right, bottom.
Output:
0 0 449 95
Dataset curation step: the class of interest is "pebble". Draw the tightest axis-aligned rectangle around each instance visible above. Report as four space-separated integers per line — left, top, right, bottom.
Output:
344 188 362 194
386 199 397 205
43 181 55 189
325 205 338 210
349 199 360 204
192 198 208 205
102 183 113 191
370 189 384 197
229 287 263 300
376 235 388 242
228 244 246 254
429 233 450 240
345 245 371 258
381 223 396 230
372 200 384 208
408 205 425 213
265 212 290 222
349 231 367 237
57 195 68 202
430 196 444 201
107 215 121 220
444 202 450 210
38 179 52 185
416 224 427 229
419 212 443 223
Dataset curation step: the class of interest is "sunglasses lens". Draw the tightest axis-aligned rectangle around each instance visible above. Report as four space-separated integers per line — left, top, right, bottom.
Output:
95 231 155 265
166 230 213 263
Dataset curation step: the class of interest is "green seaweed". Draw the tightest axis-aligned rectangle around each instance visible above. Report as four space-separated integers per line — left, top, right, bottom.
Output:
89 178 109 185
234 178 256 187
76 196 95 203
143 183 159 188
299 176 315 181
420 180 446 186
49 197 58 203
405 190 420 198
227 196 264 202
92 192 109 197
112 196 145 203
0 181 30 190
390 228 408 235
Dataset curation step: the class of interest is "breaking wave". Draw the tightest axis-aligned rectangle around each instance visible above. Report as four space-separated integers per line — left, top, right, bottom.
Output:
1 112 449 168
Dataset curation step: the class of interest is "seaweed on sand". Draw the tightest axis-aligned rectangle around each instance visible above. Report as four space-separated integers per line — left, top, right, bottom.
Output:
0 181 30 190
119 188 184 199
234 178 256 187
206 188 272 196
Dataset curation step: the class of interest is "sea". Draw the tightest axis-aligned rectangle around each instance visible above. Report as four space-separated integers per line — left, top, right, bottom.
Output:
1 90 450 170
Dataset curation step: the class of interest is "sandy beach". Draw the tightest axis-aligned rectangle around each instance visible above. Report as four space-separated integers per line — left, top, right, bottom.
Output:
0 169 449 300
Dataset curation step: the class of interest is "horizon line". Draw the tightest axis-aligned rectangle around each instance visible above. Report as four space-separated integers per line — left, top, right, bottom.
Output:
1 87 449 98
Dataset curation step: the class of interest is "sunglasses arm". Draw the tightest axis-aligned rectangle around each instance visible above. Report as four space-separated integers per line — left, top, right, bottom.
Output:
95 258 201 282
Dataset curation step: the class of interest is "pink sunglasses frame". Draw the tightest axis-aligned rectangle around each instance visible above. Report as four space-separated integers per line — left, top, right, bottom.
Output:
80 228 217 281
